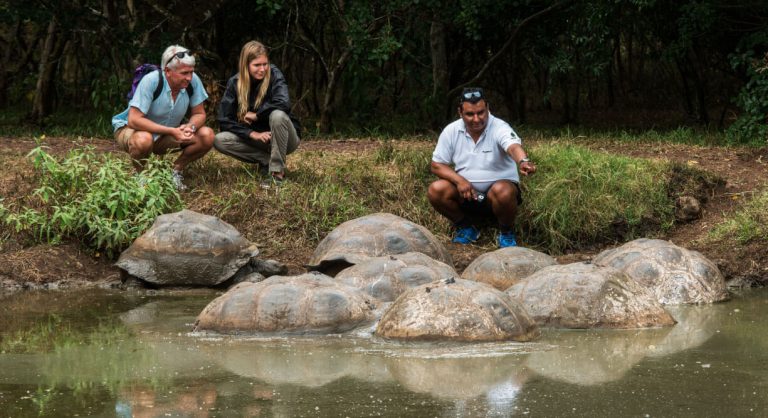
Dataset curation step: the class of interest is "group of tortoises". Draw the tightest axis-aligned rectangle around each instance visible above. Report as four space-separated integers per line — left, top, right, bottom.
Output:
117 210 729 342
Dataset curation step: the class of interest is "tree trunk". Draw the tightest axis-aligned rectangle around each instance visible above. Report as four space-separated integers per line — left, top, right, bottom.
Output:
429 20 450 126
318 48 352 133
30 17 59 123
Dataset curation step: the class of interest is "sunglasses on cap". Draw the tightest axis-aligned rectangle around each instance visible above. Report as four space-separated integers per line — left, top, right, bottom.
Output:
460 88 485 104
165 50 193 68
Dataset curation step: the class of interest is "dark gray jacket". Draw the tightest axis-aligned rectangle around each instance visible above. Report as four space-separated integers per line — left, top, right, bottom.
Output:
217 64 301 138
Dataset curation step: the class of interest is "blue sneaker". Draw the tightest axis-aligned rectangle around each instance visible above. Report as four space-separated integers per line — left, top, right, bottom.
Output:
452 226 480 244
498 231 517 248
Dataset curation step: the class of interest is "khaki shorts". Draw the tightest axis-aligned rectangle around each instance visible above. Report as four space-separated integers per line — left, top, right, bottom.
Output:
114 127 183 153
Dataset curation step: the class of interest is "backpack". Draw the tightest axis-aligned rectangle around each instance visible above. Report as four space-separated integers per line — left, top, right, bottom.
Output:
126 63 194 101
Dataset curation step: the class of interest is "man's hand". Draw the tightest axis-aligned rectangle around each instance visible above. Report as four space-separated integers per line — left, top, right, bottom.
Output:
170 126 196 145
456 178 477 201
249 131 271 143
519 161 537 176
244 112 258 124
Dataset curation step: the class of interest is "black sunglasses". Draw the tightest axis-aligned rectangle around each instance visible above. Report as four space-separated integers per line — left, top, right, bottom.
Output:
165 50 193 68
460 88 485 104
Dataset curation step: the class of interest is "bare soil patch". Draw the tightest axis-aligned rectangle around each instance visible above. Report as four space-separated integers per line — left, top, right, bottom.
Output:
1 136 766 289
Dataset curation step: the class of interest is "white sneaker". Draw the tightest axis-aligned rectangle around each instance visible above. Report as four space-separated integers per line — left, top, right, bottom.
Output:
171 170 187 191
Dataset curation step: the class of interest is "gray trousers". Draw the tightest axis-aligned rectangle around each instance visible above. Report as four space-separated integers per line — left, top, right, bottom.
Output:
213 110 300 173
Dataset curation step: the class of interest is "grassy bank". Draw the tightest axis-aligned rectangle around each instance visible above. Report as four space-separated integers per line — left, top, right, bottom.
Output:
2 135 724 259
708 188 768 244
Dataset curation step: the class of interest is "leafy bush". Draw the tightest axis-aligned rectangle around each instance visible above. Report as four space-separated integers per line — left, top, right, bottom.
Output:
728 47 768 145
0 146 183 256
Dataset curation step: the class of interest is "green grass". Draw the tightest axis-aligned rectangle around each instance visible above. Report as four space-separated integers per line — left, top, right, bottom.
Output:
517 125 739 147
2 134 718 258
708 188 768 244
519 143 675 252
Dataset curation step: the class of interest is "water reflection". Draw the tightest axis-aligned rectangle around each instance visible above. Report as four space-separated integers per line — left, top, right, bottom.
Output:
1 289 766 417
526 329 667 385
526 305 723 386
647 305 722 357
115 382 218 418
387 353 529 400
211 340 393 387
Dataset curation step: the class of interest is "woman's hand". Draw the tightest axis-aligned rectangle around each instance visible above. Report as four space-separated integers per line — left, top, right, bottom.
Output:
249 131 271 143
244 112 258 124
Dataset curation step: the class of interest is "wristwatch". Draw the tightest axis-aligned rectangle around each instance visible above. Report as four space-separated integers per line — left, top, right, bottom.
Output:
519 157 531 164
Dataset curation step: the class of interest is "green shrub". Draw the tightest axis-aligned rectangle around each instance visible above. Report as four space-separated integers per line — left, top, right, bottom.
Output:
728 48 768 145
519 143 675 252
0 146 183 256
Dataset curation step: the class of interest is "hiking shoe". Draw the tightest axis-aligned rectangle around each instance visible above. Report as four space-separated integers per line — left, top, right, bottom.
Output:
171 170 187 191
452 226 480 244
498 231 517 248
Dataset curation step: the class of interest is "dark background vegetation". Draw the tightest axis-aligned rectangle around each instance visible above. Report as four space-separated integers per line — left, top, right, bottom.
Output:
1 0 767 141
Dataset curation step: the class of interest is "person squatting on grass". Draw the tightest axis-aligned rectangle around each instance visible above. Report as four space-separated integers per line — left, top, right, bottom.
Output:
111 45 215 191
214 40 301 188
428 87 537 248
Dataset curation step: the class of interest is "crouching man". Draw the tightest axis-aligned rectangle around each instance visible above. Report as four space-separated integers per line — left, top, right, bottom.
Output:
111 45 214 190
428 87 537 248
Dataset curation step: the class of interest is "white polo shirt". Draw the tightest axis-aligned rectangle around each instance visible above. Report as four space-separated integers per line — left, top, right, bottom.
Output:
432 113 522 192
111 71 208 140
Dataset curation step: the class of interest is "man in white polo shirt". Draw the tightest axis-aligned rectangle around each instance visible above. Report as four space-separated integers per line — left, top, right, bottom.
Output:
112 45 214 191
428 87 537 247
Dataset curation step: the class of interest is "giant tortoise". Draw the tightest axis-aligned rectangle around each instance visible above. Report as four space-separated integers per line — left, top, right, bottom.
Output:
116 210 258 286
194 272 375 334
375 278 539 342
593 238 728 304
461 247 558 290
506 262 676 329
336 252 458 302
307 213 453 275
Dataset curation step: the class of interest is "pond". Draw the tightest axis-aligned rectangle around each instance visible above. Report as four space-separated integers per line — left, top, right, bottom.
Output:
1 288 766 417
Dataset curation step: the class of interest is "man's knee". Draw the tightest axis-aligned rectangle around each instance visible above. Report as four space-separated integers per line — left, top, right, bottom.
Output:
488 181 520 208
197 126 215 150
490 180 517 196
428 179 456 202
128 132 154 157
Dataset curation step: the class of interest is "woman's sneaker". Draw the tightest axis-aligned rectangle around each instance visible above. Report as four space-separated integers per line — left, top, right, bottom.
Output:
452 226 480 244
497 231 517 248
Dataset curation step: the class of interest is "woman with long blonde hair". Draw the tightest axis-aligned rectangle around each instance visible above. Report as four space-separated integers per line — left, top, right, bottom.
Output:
214 41 300 186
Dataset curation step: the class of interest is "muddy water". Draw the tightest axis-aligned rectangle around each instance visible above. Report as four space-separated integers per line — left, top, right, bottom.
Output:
0 288 766 417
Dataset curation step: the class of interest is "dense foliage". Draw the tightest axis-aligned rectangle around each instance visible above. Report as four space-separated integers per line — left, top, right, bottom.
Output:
0 145 184 256
0 0 766 140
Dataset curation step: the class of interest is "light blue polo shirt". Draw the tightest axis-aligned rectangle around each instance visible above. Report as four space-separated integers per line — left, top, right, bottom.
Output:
432 113 522 192
111 70 208 140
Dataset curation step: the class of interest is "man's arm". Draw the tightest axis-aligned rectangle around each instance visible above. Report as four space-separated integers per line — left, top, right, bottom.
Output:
506 143 537 176
431 161 476 201
185 103 206 129
178 103 207 143
127 107 186 141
